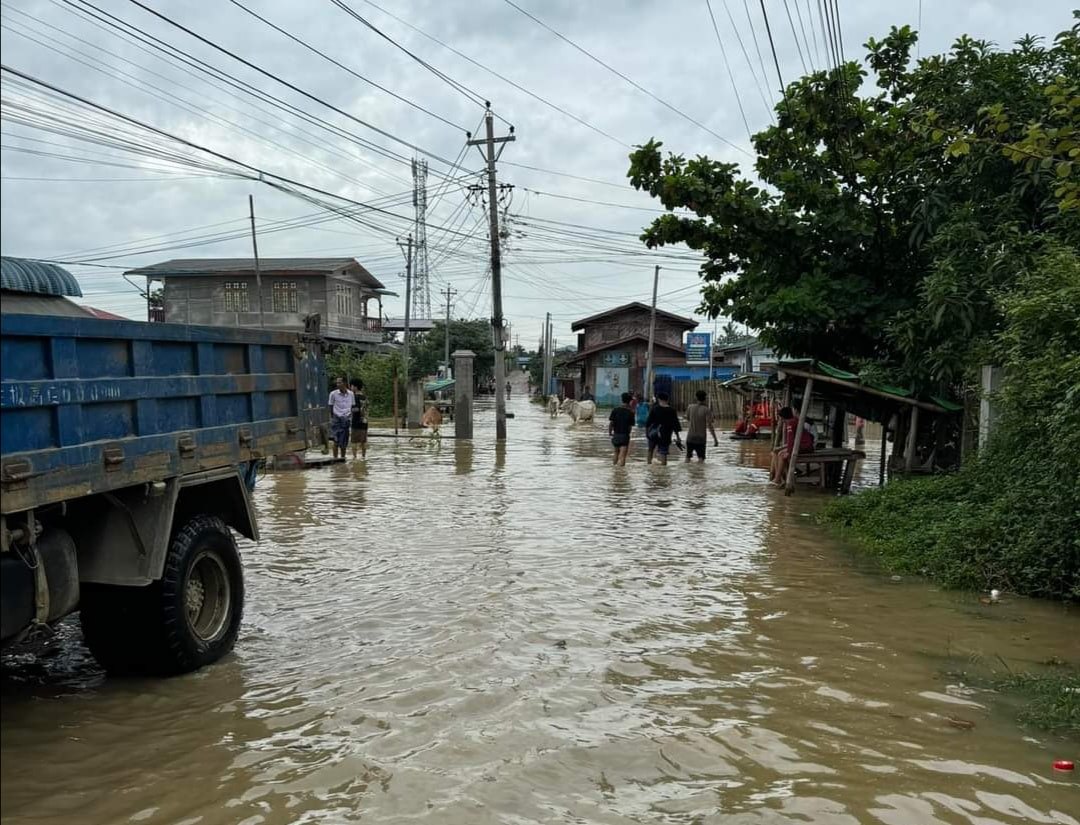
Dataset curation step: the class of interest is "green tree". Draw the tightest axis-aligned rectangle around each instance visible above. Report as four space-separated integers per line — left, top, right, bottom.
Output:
407 319 495 381
324 346 403 418
628 18 1079 392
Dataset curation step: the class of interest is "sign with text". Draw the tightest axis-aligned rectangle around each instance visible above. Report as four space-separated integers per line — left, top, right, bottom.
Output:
600 351 630 367
685 332 712 365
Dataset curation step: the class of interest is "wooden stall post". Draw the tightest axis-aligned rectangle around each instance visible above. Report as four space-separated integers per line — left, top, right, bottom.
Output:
878 426 887 486
904 406 920 474
784 378 814 495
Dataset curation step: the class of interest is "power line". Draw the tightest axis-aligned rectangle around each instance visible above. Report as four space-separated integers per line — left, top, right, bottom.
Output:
121 0 461 168
830 0 847 64
226 0 468 133
1 13 400 195
326 0 492 113
705 0 753 142
741 0 774 109
802 0 824 69
717 0 774 120
758 0 787 99
0 65 489 244
518 187 674 213
354 0 629 148
35 0 409 190
59 0 426 179
502 0 751 156
782 0 809 75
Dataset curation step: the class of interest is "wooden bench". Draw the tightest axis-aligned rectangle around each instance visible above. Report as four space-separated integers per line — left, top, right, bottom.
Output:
793 447 866 494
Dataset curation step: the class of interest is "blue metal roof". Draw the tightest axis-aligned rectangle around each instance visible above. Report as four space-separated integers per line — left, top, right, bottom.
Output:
1 257 82 297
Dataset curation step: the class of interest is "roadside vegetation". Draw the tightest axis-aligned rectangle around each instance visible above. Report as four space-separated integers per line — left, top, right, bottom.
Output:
627 16 1079 729
627 17 1079 599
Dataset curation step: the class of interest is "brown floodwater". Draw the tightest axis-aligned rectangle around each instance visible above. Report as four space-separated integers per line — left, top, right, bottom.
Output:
2 391 1077 824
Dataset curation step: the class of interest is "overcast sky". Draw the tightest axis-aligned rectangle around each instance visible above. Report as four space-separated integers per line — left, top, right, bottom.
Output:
1 0 1071 346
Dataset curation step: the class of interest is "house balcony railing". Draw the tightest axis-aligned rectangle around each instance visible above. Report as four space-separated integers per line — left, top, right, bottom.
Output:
148 307 165 323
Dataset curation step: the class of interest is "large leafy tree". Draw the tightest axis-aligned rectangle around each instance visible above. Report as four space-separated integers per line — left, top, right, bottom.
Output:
628 17 1079 392
407 319 494 381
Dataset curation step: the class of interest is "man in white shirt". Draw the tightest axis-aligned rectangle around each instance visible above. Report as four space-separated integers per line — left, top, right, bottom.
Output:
328 376 355 459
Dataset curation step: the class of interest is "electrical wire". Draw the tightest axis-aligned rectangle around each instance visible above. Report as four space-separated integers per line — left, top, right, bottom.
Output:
718 0 775 120
705 0 753 142
355 0 628 148
226 0 468 133
501 0 750 156
782 0 809 75
122 0 461 168
326 0 491 113
758 0 787 99
741 0 774 108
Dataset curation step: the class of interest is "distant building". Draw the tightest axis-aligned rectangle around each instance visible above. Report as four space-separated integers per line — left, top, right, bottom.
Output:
715 336 775 373
562 302 698 404
125 258 394 348
82 306 129 321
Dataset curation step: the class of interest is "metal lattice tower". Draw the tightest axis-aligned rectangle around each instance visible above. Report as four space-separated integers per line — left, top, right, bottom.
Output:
411 159 431 320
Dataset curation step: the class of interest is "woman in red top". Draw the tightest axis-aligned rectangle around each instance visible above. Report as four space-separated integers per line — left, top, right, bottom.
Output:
770 407 814 485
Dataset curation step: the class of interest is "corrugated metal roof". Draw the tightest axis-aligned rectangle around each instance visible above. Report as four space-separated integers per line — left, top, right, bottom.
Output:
1 257 83 297
123 257 385 289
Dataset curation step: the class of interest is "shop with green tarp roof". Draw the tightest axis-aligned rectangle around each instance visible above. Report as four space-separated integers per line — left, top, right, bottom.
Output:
767 359 963 488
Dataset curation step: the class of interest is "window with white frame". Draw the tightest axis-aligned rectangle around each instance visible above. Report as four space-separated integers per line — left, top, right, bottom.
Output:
335 283 353 316
222 281 249 312
273 280 298 313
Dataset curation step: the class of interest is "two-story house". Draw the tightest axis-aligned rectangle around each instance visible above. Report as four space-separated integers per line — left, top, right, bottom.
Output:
126 258 393 348
562 302 697 405
715 335 776 373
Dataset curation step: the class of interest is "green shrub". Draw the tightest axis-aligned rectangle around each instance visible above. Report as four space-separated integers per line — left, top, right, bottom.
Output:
822 244 1080 601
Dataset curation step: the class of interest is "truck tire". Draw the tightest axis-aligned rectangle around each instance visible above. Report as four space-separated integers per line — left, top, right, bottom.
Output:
81 515 244 675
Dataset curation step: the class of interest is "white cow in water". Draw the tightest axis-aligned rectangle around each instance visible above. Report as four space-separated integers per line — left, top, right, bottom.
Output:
547 395 561 418
561 398 596 423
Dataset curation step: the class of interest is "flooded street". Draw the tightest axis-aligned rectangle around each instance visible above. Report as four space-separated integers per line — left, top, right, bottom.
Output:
2 394 1077 825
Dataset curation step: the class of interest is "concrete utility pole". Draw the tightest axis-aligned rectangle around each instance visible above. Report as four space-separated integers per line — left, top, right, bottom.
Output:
467 108 515 441
248 194 264 328
542 312 552 397
644 264 660 399
442 284 456 377
398 235 414 410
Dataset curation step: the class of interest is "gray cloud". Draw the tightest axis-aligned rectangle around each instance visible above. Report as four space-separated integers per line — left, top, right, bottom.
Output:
1 0 1072 345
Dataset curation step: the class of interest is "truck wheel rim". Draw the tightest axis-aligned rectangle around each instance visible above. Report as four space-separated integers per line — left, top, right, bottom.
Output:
186 550 231 643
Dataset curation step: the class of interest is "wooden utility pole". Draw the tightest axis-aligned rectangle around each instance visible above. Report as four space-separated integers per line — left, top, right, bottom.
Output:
708 318 718 413
398 235 414 392
467 109 515 441
248 194 264 328
644 264 660 399
442 284 456 378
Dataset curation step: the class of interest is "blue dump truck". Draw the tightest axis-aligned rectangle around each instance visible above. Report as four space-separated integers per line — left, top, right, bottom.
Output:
0 258 326 674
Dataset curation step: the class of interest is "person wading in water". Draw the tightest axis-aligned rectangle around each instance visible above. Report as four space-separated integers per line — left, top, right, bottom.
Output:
328 376 354 460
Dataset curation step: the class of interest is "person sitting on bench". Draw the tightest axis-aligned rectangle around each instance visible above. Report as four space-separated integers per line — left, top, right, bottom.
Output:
770 406 814 486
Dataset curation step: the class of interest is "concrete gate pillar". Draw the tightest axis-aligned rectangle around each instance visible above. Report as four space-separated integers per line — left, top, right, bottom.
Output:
453 349 475 440
406 379 423 429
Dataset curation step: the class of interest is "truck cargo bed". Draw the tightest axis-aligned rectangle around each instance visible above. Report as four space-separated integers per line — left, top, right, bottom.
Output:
1 314 325 514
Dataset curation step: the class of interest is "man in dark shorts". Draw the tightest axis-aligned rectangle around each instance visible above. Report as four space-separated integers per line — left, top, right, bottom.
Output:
608 392 635 466
645 391 682 465
684 389 719 462
327 376 354 460
350 380 369 459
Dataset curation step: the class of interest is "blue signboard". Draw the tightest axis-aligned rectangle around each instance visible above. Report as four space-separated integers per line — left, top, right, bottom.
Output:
685 332 712 365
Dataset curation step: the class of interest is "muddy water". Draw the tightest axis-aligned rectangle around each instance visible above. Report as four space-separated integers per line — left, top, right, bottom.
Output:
2 393 1077 824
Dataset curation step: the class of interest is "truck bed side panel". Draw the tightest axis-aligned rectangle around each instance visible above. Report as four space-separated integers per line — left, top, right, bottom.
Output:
1 314 325 514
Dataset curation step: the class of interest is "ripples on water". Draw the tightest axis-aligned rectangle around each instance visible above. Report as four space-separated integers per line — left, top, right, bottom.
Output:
2 395 1077 824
